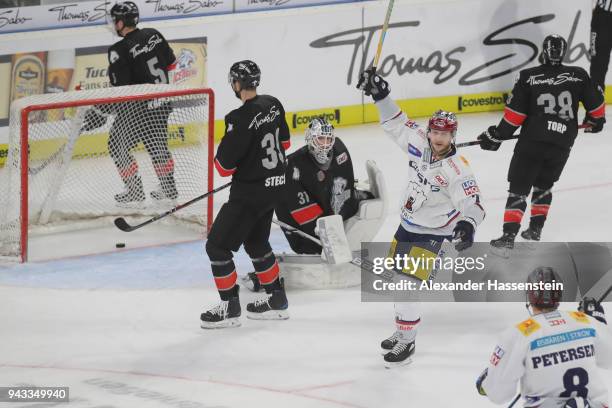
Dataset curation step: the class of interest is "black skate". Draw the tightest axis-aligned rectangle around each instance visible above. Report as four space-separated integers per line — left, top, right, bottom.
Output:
490 232 516 258
241 272 262 293
520 226 542 241
150 183 178 200
384 341 415 368
246 278 289 320
200 295 241 329
380 331 400 355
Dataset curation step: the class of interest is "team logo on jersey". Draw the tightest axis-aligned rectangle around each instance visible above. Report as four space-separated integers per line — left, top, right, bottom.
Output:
226 123 233 132
526 73 583 86
109 50 120 64
249 106 281 130
292 166 300 181
336 152 348 165
516 318 541 336
317 170 325 181
489 346 505 366
408 143 422 157
459 155 469 166
462 180 480 196
434 175 448 187
405 120 419 129
331 177 350 214
569 311 590 324
129 34 164 58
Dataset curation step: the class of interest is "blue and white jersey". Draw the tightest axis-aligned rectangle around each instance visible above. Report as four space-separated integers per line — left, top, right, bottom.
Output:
482 310 612 408
374 96 485 236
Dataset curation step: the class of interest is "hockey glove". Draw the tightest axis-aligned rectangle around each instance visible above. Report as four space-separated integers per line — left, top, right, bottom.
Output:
357 67 390 102
452 220 475 251
81 107 108 132
477 126 502 151
578 297 607 324
582 114 605 133
475 368 488 396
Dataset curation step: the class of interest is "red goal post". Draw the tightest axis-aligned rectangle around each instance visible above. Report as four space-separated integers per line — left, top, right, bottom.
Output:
0 84 215 263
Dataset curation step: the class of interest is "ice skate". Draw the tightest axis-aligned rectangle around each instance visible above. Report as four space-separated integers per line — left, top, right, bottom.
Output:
384 341 415 368
200 296 241 329
246 278 289 320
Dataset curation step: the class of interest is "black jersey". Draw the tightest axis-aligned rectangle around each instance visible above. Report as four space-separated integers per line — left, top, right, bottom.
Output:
108 28 176 86
278 137 358 227
498 64 605 149
215 95 291 190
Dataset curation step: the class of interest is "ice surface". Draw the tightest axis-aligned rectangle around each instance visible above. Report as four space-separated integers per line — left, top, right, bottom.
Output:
1 111 611 407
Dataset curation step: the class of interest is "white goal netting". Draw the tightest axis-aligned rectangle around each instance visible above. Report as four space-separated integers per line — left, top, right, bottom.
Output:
0 84 214 262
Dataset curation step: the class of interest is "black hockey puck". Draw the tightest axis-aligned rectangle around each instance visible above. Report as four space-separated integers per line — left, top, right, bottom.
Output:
116 243 126 248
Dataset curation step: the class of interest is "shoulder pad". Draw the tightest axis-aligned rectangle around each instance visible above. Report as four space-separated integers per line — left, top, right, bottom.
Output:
516 318 542 336
569 311 591 324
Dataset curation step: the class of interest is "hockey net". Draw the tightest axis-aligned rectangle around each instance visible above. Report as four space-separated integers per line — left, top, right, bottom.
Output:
0 84 214 263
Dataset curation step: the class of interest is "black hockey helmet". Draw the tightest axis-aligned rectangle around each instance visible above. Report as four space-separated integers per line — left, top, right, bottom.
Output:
228 60 261 90
526 266 563 310
540 34 567 66
110 1 139 27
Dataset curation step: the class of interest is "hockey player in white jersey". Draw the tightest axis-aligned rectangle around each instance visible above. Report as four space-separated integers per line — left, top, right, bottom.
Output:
477 266 611 408
357 68 486 367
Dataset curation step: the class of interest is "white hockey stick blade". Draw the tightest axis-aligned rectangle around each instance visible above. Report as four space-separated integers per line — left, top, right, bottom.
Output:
317 215 352 264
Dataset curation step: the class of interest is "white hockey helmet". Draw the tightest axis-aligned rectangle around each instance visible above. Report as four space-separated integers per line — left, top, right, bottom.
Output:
305 117 335 164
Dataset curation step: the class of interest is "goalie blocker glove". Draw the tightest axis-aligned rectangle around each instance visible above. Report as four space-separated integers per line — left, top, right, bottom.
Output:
578 297 607 324
477 126 502 151
582 114 606 133
357 68 390 101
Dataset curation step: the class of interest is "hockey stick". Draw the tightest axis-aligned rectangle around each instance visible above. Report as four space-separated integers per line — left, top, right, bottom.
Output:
458 124 592 149
114 181 232 232
372 0 396 70
507 393 521 408
272 219 322 246
598 283 612 302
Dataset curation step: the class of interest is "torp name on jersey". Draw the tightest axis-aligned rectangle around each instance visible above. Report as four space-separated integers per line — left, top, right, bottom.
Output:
526 72 583 86
249 106 281 130
129 34 164 58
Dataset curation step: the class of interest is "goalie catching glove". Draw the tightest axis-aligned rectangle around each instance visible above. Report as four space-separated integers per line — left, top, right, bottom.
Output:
357 67 390 101
477 126 502 151
578 297 607 324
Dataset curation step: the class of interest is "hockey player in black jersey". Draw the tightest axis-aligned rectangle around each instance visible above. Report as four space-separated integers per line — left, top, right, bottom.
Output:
276 118 359 254
84 1 178 203
478 35 606 251
200 60 292 328
243 117 367 292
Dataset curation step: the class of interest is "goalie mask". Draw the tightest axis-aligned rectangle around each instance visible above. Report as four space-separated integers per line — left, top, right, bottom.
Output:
306 117 335 165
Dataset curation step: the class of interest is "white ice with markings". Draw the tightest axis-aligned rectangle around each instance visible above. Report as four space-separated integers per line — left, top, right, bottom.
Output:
1 112 611 407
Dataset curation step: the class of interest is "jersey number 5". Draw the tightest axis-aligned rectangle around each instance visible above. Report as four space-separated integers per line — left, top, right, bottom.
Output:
537 91 574 119
147 57 168 84
261 128 285 170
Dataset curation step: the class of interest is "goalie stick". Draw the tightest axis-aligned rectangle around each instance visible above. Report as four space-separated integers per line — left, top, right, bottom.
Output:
114 182 231 232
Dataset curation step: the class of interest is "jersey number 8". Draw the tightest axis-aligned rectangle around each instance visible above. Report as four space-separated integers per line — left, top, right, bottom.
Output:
560 367 589 399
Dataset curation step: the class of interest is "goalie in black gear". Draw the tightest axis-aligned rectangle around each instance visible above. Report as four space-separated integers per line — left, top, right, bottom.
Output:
85 1 179 203
478 34 605 252
243 117 375 292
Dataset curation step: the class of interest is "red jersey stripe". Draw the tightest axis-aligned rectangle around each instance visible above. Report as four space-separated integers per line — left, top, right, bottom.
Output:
214 158 236 177
291 203 324 225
